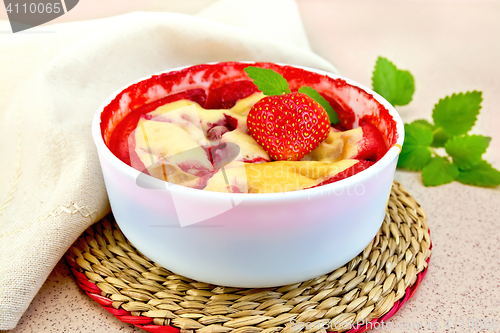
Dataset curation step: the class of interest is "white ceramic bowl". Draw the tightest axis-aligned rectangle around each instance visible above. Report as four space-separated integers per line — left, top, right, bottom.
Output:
92 62 404 287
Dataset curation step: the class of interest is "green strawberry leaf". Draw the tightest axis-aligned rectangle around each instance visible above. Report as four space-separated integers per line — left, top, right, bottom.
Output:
456 160 500 187
244 66 290 96
445 134 491 170
397 122 433 170
372 57 415 106
421 157 459 186
432 91 482 136
298 86 340 124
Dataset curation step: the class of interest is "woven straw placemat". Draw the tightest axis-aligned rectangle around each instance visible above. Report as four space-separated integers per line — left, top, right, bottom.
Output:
65 181 431 333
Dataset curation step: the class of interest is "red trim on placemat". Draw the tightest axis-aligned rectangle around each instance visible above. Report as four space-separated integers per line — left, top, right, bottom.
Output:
81 288 180 333
88 292 113 307
343 235 433 333
67 233 431 333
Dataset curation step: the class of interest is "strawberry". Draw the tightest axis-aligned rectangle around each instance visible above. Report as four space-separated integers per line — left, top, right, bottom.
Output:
247 92 330 161
243 66 339 161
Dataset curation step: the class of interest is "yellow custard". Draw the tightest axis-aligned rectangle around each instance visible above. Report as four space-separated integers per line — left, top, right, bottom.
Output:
131 93 364 193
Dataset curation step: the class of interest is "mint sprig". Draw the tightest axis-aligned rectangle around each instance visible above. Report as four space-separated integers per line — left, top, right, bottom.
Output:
456 161 500 187
244 67 290 96
410 119 449 147
397 122 433 171
422 157 459 186
373 57 499 188
372 57 415 106
298 86 339 124
433 92 482 136
244 66 340 124
445 134 491 170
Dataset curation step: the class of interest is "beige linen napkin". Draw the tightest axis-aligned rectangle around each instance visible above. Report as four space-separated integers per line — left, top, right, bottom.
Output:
0 0 337 329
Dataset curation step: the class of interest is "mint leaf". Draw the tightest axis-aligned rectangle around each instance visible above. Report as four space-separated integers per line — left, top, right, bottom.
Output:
409 119 450 147
405 122 434 146
432 91 482 136
411 119 434 130
445 134 491 170
457 160 500 187
398 145 432 171
397 122 433 170
298 86 340 124
244 66 290 96
431 127 449 148
422 157 459 186
372 57 415 106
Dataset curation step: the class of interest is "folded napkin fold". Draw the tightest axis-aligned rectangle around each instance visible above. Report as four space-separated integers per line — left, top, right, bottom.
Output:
0 0 337 329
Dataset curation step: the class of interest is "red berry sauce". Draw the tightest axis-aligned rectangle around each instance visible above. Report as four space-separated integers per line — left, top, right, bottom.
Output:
101 62 398 187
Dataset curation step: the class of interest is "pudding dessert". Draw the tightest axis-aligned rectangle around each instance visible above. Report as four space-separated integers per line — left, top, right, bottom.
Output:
128 95 383 193
101 62 397 194
93 62 404 287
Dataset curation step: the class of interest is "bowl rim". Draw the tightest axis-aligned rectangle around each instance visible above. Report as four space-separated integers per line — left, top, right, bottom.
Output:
92 61 405 202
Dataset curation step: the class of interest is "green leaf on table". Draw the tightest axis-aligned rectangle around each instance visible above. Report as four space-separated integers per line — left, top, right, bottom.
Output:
411 119 434 130
298 86 340 124
372 57 415 106
431 127 450 148
432 91 482 136
405 121 435 146
421 156 459 186
397 122 433 170
456 160 500 187
244 66 290 96
445 134 491 170
410 119 449 147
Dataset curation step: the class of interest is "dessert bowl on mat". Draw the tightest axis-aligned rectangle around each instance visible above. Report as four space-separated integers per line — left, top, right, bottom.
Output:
92 61 404 287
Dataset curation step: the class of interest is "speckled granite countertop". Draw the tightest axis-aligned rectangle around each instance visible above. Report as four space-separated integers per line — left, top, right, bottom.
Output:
3 0 500 332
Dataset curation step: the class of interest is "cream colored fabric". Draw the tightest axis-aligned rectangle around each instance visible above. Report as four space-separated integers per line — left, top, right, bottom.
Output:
0 0 337 329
